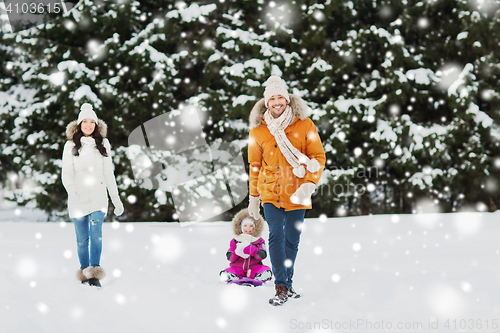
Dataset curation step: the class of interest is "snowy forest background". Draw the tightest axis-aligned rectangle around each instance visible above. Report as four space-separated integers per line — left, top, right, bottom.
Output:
1 0 500 222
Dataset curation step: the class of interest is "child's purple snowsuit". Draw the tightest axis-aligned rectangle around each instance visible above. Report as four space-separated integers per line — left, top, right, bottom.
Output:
222 209 271 280
224 237 271 279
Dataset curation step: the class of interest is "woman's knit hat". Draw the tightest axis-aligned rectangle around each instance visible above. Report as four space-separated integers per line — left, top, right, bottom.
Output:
77 103 98 125
264 76 290 107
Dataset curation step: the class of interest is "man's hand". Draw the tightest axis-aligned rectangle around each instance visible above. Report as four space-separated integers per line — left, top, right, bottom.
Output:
248 195 261 219
290 183 316 206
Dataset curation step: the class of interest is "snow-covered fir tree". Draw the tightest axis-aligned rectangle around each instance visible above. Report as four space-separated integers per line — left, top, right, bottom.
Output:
2 0 500 221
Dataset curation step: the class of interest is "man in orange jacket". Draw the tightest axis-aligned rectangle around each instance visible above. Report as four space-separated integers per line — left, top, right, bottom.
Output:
247 76 326 306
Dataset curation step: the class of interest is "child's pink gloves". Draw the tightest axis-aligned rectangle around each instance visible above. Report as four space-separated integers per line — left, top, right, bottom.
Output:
229 240 237 252
243 244 259 256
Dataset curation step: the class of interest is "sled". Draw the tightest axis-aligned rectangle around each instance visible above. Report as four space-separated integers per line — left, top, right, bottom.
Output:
228 277 264 287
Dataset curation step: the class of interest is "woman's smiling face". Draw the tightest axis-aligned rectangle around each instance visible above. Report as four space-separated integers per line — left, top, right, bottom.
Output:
81 119 96 136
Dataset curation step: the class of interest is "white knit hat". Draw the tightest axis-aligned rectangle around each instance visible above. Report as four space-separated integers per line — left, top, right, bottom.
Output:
77 103 98 125
264 76 290 107
240 217 255 233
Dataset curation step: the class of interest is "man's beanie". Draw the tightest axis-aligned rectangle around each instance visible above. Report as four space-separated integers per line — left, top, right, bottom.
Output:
264 76 290 107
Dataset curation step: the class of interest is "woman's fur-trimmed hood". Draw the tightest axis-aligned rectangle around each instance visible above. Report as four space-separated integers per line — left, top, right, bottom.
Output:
249 94 309 129
231 208 264 238
66 119 107 140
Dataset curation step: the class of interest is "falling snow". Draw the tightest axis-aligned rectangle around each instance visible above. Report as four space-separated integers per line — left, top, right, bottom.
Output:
1 1 500 331
0 211 499 332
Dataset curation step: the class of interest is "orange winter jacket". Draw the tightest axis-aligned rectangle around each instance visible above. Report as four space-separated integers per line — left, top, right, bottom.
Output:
248 95 326 211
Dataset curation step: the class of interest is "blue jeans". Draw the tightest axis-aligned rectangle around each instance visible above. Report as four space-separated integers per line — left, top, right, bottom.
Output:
72 211 105 269
263 203 306 289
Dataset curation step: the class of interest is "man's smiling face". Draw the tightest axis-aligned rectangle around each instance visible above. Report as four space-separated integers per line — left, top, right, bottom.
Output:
267 95 288 118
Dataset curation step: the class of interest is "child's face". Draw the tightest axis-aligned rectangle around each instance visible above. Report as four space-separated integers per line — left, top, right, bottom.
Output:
242 223 254 235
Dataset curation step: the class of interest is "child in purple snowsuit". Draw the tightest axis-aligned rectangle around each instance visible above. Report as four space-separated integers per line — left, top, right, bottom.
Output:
220 208 272 282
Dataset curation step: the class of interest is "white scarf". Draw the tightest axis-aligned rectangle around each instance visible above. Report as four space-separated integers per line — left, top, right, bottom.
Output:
79 136 96 172
235 233 254 244
263 105 320 178
234 233 259 276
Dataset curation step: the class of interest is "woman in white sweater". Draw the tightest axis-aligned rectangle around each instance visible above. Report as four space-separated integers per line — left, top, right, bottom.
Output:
62 103 124 287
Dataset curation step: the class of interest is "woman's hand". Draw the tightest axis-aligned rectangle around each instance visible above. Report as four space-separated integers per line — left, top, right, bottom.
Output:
112 197 124 216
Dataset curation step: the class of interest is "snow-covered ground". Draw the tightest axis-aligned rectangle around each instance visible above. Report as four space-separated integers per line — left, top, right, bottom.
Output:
0 199 49 223
1 211 500 333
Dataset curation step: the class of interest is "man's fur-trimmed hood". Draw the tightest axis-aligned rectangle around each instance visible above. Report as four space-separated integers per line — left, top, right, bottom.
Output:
231 208 264 238
66 119 107 140
249 94 309 128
